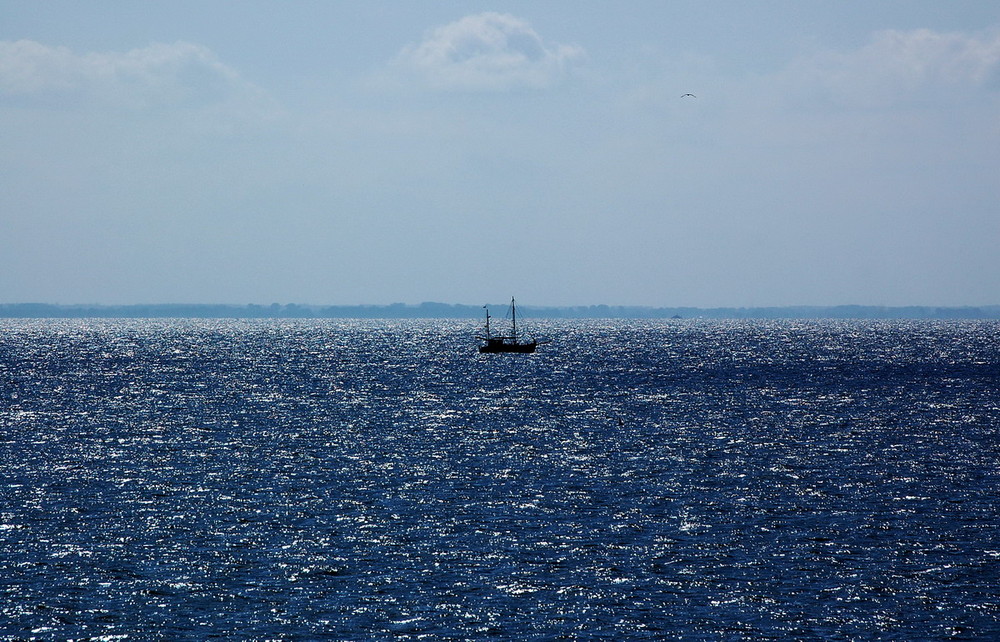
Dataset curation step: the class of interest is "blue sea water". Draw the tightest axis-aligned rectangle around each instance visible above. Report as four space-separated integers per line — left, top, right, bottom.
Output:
1 318 999 640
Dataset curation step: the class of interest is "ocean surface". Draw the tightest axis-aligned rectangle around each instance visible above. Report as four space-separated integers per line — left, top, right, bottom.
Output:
1 318 998 640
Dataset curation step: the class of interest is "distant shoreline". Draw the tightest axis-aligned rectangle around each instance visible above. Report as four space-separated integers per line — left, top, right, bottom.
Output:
2 303 1000 320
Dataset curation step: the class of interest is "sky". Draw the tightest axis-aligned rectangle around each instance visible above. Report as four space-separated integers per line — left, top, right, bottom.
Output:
2 1 999 308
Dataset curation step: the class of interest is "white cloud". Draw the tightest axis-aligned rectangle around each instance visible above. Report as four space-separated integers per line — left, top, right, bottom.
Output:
394 12 584 91
782 27 1000 108
0 39 259 109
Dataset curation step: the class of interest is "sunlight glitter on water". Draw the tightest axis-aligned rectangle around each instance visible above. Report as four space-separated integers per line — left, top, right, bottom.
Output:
1 319 999 638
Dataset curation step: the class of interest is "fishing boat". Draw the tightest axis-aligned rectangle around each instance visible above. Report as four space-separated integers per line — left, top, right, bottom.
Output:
478 297 538 353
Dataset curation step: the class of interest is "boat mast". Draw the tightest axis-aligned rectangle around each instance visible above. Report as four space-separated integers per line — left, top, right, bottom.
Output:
511 297 517 341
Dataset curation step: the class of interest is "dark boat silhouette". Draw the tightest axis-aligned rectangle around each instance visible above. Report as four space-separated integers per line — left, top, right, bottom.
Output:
478 297 539 353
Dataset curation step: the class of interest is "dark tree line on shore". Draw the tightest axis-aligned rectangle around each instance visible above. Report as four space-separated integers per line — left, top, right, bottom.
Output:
2 302 999 319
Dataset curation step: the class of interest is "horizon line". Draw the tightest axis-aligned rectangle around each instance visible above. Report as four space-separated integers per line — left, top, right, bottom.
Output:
2 302 999 320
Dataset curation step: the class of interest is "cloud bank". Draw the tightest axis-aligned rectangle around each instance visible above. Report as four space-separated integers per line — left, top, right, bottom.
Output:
394 12 584 91
781 27 1000 108
0 39 257 109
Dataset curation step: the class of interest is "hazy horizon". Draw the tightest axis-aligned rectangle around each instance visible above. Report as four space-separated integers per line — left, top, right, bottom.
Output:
3 2 999 307
4 301 1000 321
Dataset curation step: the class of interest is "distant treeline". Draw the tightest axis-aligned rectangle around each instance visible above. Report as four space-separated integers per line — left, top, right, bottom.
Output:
3 302 1000 319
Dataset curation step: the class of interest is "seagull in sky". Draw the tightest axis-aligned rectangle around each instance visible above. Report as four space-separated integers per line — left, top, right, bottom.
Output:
681 93 696 98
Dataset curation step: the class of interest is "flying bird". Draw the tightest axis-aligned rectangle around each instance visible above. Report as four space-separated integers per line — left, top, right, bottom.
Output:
681 93 696 98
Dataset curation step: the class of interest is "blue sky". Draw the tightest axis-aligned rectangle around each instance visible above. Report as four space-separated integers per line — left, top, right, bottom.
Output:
2 2 999 307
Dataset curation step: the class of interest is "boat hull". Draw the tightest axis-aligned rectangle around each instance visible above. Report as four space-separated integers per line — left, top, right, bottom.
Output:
479 340 537 354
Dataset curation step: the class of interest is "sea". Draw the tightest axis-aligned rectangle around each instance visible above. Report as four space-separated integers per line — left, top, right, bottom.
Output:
1 318 998 640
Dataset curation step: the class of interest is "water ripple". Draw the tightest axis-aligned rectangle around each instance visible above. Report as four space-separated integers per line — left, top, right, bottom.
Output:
1 319 998 639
